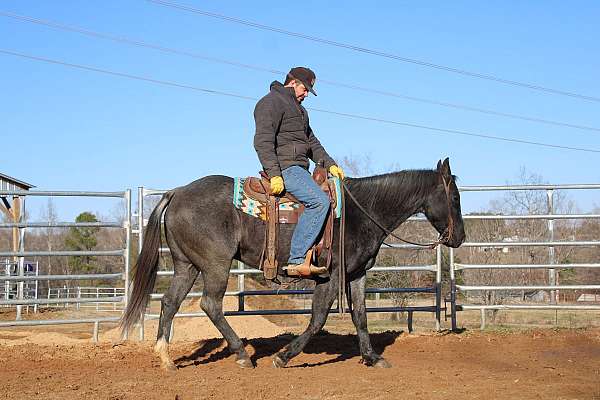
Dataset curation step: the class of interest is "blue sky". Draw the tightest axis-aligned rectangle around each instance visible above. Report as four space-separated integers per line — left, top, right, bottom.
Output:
1 1 599 220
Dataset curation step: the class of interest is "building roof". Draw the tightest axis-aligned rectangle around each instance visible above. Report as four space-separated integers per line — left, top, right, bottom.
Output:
0 173 35 190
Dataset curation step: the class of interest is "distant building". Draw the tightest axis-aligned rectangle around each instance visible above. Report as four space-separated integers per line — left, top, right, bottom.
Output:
0 172 35 191
0 172 34 210
476 235 525 254
0 172 35 255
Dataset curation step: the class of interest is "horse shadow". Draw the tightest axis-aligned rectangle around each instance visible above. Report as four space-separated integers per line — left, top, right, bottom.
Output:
174 330 403 369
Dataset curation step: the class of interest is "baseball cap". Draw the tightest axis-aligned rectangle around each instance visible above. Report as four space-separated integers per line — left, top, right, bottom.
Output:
288 67 317 96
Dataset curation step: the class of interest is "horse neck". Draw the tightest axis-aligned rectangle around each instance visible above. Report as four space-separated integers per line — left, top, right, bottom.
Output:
346 170 438 233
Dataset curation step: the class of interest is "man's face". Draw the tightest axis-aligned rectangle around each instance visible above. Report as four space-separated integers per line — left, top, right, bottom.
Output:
292 81 309 103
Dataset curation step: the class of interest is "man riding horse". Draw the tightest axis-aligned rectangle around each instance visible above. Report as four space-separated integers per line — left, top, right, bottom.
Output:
120 66 466 371
254 66 345 277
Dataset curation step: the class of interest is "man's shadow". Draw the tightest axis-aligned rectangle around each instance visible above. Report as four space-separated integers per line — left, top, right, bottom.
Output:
174 330 402 369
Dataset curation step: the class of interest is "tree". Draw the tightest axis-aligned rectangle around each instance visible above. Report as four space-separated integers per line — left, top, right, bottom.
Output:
40 199 58 277
64 212 100 274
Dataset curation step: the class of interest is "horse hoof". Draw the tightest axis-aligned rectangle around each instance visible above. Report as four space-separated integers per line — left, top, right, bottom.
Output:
374 358 392 369
162 362 178 372
272 354 287 368
236 358 254 369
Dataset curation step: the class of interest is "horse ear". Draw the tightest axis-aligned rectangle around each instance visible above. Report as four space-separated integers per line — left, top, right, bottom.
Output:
436 159 442 171
441 157 451 177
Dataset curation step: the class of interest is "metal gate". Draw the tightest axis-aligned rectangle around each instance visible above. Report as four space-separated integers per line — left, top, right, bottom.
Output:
0 188 131 341
448 184 600 330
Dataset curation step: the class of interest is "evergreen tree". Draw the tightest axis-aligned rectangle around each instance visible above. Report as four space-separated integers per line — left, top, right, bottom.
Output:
65 212 99 273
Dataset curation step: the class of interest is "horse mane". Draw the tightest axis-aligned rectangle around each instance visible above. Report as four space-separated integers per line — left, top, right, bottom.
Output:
346 169 441 211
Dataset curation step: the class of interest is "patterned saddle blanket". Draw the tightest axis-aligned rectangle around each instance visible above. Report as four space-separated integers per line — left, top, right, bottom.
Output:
233 176 342 223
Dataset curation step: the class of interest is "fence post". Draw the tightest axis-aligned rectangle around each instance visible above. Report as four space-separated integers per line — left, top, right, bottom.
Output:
450 247 458 331
435 245 442 331
124 189 132 320
93 321 99 343
480 309 486 330
136 186 145 342
238 261 245 312
34 262 39 314
547 190 557 305
77 287 81 311
16 225 26 320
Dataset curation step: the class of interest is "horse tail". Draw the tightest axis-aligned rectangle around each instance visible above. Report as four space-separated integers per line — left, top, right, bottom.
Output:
120 190 175 336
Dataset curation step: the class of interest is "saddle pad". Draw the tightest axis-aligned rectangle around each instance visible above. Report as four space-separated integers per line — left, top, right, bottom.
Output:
233 177 342 221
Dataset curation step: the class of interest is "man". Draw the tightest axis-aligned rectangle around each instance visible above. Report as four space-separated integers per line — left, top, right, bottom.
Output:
254 66 344 277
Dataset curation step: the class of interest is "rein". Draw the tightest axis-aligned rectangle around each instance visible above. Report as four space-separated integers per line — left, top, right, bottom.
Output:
338 183 347 316
340 176 455 250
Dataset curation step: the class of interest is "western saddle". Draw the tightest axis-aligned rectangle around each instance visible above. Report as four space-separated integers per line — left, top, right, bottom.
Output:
242 166 337 280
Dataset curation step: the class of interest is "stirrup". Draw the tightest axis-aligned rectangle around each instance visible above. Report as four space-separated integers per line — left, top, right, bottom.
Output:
283 263 328 277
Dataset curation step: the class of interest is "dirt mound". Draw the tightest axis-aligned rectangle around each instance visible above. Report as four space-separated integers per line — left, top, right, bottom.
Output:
101 295 285 343
1 294 287 346
0 330 87 346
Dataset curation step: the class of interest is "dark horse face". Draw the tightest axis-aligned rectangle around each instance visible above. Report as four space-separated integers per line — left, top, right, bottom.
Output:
421 158 466 248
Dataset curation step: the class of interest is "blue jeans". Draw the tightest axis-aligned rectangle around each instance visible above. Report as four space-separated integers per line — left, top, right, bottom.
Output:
281 166 331 264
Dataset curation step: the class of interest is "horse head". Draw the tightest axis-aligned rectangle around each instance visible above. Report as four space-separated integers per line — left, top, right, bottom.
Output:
421 158 466 248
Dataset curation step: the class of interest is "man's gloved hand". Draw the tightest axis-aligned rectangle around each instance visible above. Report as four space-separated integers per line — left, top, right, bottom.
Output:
329 165 345 179
270 176 285 195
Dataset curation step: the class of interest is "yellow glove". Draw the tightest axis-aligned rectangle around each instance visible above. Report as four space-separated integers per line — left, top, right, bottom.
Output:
329 165 345 179
270 176 285 195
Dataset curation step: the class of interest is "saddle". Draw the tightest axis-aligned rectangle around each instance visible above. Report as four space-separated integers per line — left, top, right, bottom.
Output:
243 166 337 280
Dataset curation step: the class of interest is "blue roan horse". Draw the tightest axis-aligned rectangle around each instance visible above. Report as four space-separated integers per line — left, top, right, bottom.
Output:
121 158 465 370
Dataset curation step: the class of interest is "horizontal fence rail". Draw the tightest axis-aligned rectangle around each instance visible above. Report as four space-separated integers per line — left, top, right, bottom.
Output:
455 263 600 270
0 273 123 282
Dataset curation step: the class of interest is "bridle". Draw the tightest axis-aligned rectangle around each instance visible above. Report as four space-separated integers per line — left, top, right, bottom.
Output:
336 173 455 316
340 173 456 249
436 174 455 247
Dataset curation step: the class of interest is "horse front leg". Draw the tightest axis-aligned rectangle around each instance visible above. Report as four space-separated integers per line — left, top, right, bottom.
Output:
348 273 392 368
273 277 337 367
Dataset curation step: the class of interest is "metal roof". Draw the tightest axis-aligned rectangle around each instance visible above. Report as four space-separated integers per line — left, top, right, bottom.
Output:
0 173 35 191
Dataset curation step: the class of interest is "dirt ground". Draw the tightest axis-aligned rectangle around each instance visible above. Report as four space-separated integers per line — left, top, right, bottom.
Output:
0 327 599 400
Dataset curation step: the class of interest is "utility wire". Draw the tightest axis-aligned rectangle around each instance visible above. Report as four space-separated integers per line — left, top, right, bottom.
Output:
2 48 599 154
0 49 256 101
2 11 599 134
147 0 600 103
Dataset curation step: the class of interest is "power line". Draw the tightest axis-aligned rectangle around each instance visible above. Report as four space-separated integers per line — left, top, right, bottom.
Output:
147 0 600 103
3 11 599 134
0 49 256 101
2 48 599 154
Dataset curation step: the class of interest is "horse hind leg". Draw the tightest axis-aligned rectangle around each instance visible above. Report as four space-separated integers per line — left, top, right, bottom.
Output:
199 262 253 368
154 258 199 372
